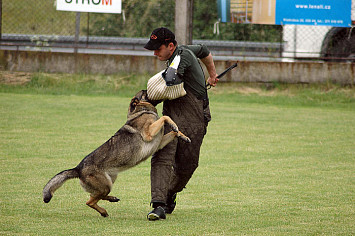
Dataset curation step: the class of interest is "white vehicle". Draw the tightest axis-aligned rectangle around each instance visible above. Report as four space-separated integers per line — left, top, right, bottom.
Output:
282 24 355 61
282 1 355 61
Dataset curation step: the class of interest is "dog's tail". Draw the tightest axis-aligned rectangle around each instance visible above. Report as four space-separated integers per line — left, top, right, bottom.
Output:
43 168 79 203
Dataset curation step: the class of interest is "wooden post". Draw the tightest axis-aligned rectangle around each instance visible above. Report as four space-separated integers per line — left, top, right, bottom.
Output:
175 0 194 45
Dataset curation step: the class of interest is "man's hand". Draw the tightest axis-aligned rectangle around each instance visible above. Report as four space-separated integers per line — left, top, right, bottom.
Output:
208 62 238 87
207 76 219 87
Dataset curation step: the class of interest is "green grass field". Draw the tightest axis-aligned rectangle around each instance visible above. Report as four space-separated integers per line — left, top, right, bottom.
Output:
0 72 354 235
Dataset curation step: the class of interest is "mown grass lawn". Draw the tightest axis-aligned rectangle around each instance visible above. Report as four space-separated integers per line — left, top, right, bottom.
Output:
0 73 354 235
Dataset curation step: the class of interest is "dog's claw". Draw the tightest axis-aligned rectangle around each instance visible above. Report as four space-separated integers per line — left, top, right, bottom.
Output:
172 127 179 133
179 136 191 143
169 123 179 133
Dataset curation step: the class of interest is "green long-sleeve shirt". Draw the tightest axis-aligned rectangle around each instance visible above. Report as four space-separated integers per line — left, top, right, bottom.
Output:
166 44 210 100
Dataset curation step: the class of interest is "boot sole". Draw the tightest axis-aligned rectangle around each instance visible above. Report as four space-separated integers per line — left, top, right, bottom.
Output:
147 212 165 221
147 206 166 221
147 213 160 221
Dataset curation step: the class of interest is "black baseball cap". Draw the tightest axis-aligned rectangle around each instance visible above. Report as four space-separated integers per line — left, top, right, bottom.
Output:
144 27 176 50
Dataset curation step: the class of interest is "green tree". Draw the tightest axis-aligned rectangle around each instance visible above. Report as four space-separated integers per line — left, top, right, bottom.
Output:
90 0 175 37
89 0 281 42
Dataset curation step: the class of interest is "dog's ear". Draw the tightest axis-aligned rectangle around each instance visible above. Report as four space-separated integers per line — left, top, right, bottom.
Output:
135 90 148 102
129 97 139 113
141 90 148 101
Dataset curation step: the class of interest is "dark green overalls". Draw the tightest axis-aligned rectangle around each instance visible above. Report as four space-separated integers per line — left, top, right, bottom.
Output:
150 44 211 206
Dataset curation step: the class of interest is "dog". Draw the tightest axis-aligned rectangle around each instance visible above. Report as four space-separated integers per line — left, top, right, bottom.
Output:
43 90 190 217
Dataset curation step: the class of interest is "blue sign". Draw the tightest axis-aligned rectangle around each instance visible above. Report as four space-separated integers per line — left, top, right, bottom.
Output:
217 0 231 23
275 0 352 27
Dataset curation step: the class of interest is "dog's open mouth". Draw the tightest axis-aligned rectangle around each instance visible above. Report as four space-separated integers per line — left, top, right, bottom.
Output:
138 101 151 106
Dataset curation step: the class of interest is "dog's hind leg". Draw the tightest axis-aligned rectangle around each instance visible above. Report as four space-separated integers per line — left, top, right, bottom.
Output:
86 196 109 217
81 172 113 217
100 174 120 202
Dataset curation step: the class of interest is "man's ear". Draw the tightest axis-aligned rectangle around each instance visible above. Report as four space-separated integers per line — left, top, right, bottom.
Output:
168 42 175 51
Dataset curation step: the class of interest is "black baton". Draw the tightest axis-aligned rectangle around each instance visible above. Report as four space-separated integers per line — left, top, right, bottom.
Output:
207 61 238 89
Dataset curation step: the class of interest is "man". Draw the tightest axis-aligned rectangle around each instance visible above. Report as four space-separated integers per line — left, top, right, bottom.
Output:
144 27 218 221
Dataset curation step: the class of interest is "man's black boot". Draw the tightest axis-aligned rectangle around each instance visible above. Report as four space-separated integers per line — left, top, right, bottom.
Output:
147 205 166 221
164 193 177 214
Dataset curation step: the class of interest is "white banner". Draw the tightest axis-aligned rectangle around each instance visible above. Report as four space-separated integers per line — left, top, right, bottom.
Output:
57 0 121 14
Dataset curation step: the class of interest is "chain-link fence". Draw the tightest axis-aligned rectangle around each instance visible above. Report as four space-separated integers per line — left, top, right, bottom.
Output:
1 0 354 62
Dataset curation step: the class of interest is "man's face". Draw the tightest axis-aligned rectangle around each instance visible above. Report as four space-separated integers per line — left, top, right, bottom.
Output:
154 43 174 61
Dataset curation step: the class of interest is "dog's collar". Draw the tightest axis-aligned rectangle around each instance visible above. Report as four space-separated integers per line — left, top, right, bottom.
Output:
127 110 159 122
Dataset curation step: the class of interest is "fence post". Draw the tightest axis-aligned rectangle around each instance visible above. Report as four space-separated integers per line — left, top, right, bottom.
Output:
0 0 2 41
293 25 297 58
279 25 283 58
75 12 81 53
86 13 90 47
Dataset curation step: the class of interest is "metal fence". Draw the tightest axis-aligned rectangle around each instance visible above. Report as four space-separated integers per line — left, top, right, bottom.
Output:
1 0 354 62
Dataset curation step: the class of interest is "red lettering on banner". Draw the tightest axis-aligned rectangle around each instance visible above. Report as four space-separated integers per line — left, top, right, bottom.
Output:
102 0 112 5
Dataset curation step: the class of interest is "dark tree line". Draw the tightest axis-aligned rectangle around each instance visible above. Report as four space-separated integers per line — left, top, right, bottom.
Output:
89 0 281 42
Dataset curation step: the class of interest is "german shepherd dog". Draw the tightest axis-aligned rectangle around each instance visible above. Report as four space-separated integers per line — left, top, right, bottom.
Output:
43 90 190 217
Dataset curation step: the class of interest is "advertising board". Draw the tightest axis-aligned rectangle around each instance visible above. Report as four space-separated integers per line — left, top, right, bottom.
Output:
57 0 122 14
218 0 352 27
275 0 351 26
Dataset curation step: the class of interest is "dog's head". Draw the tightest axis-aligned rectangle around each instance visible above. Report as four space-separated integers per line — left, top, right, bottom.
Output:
128 90 157 115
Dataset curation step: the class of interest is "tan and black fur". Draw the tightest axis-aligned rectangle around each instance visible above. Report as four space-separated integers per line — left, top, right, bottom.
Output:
43 90 190 217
